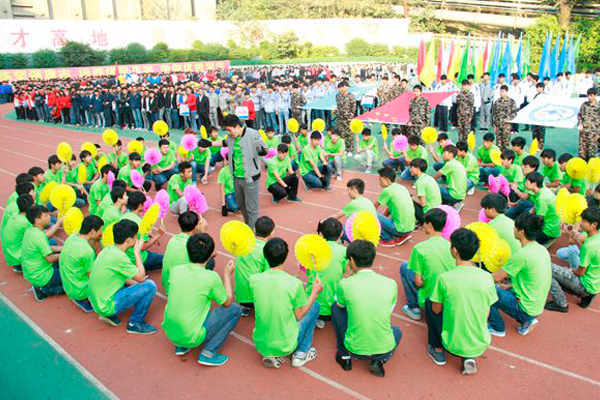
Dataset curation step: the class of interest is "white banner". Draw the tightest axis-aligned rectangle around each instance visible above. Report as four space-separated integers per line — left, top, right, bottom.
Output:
510 95 586 129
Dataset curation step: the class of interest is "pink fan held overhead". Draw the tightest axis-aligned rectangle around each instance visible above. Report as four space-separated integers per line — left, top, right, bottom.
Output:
154 189 170 218
144 148 162 166
220 147 229 160
393 135 408 153
143 195 154 214
181 134 198 151
265 148 277 159
184 185 208 214
497 174 510 197
108 171 115 190
488 175 499 194
130 169 144 189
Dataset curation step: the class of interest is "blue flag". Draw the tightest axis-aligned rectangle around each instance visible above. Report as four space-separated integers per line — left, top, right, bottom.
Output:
549 33 560 80
539 33 549 79
515 35 523 78
558 33 568 74
567 35 575 74
500 35 512 78
490 32 502 86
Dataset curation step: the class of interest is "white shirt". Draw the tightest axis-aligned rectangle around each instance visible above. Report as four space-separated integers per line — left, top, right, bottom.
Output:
469 83 481 110
578 76 594 95
508 84 524 107
520 80 536 102
435 81 455 106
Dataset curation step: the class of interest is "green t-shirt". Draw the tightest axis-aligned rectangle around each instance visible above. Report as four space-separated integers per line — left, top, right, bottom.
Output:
503 241 551 316
1 214 31 266
477 145 498 164
167 174 193 204
415 173 442 212
324 137 346 160
440 159 467 200
542 162 562 183
120 212 149 264
405 145 428 162
232 138 245 179
336 270 397 355
430 266 498 357
192 147 210 165
63 165 78 185
249 269 308 357
514 152 526 166
378 183 415 233
458 152 480 184
158 150 176 170
500 164 523 183
162 233 191 295
59 234 96 301
297 134 309 150
108 152 128 168
97 193 113 219
89 246 139 317
266 157 292 188
342 196 377 218
358 136 379 157
22 227 54 287
44 169 63 184
235 239 269 303
408 236 456 308
209 136 224 155
102 203 122 227
580 234 600 294
1 200 19 236
218 167 235 195
162 263 228 348
265 136 280 149
88 180 109 216
489 214 521 256
117 164 143 188
34 182 45 204
534 187 560 238
570 178 588 195
306 241 347 316
83 162 98 182
299 145 320 177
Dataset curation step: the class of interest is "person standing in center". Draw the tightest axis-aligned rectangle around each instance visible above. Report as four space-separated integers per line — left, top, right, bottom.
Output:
408 85 431 136
492 85 518 149
198 114 267 229
336 81 357 155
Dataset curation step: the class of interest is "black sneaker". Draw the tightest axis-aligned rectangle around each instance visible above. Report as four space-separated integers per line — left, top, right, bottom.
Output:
369 360 385 377
32 287 47 302
72 299 94 313
99 315 122 327
335 352 352 371
175 347 190 356
12 265 22 274
544 301 569 313
126 322 158 335
241 306 252 317
579 294 596 308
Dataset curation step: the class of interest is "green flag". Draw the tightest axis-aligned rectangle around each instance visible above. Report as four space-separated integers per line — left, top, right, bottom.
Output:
457 36 470 83
522 37 530 77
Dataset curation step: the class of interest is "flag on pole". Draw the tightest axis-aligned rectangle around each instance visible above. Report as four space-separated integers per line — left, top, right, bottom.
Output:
448 43 461 81
469 38 477 78
419 39 436 87
446 40 455 75
458 35 470 83
482 39 490 73
500 35 513 79
558 33 568 74
522 36 530 77
571 34 581 74
436 38 444 82
549 33 560 79
515 34 523 77
539 33 550 79
490 33 502 85
417 39 426 76
476 39 485 82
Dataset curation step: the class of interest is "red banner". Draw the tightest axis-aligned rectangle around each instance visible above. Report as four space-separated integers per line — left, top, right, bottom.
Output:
0 60 230 82
357 91 455 124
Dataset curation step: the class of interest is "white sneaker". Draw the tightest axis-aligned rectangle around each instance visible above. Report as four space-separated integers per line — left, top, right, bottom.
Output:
467 187 475 195
262 357 285 369
346 151 353 157
291 348 317 367
316 319 326 329
462 358 477 375
336 174 342 181
365 167 372 174
453 202 464 213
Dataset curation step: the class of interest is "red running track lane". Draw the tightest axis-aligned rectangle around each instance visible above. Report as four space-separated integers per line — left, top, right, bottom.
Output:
1 107 599 399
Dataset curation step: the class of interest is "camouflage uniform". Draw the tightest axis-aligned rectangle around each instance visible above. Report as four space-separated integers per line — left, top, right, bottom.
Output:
578 100 600 160
408 96 431 136
390 83 405 102
492 96 517 149
377 83 392 106
456 89 475 142
290 91 306 121
336 91 357 152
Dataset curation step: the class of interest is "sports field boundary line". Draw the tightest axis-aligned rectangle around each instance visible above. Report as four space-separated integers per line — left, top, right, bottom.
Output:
0 291 122 400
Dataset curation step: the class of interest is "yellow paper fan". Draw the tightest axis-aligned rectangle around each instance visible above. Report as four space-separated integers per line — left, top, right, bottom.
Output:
102 222 116 247
139 203 160 236
490 148 502 166
566 157 589 180
81 142 97 158
77 164 87 184
312 118 325 132
49 184 76 217
287 118 299 134
587 157 600 183
483 239 511 272
39 181 58 204
200 125 207 139
259 129 267 143
153 120 169 136
565 194 587 224
127 140 143 155
352 211 381 246
421 126 438 144
556 188 570 222
529 138 538 155
350 118 364 134
467 132 476 151
220 220 256 257
98 156 108 170
57 142 73 163
63 207 84 235
465 222 500 263
102 129 119 146
294 234 332 271
178 146 190 157
381 124 388 141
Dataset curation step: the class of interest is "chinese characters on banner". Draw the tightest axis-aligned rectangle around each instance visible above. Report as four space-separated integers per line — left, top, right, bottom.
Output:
0 61 230 82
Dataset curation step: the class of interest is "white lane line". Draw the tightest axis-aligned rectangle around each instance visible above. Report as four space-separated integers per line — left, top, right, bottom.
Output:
0 291 121 400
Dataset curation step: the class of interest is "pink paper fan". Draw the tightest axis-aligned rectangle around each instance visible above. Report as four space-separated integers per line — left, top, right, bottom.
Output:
184 185 208 214
393 135 408 153
265 148 277 159
143 195 154 214
181 134 197 151
497 174 510 197
108 171 115 190
220 147 229 159
345 214 357 242
130 169 143 189
435 205 462 239
478 208 492 223
488 175 499 194
155 189 170 218
144 148 162 166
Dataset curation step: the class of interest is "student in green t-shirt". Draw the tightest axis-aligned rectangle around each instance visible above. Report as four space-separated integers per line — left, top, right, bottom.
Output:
281 135 299 172
44 155 64 184
482 194 521 256
108 140 129 169
375 167 415 246
426 228 498 375
167 161 194 216
89 219 158 334
1 195 34 273
410 158 442 225
327 179 377 240
249 237 323 369
151 139 177 190
191 145 210 184
1 182 35 249
59 215 104 313
399 135 429 181
456 140 479 195
400 208 455 321
324 129 346 181
79 150 99 192
525 172 561 245
547 207 600 312
300 130 332 190
267 144 301 204
28 166 45 205
102 186 127 227
557 153 588 195
217 160 238 216
489 213 551 337
499 149 524 189
22 205 64 302
540 148 562 189
506 155 540 219
208 125 225 170
433 144 467 211
332 240 402 377
382 128 404 172
354 128 379 174
162 233 240 365
477 132 500 184
427 132 449 172
97 180 127 219
510 136 527 166
118 152 151 192
88 165 114 216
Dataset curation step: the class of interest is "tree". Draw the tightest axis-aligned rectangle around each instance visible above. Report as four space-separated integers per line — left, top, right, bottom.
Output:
525 15 566 68
10 53 28 69
273 31 301 59
545 0 593 27
60 41 98 67
345 38 371 56
123 43 148 64
32 49 59 68
148 42 170 63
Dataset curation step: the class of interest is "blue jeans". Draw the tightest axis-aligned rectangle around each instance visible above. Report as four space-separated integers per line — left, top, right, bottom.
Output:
277 110 289 134
439 185 462 205
467 179 475 192
399 168 414 181
187 111 198 132
170 108 180 129
265 112 278 131
488 287 535 332
383 157 405 171
506 200 534 220
225 193 238 212
378 213 407 242
479 167 500 184
112 280 157 323
400 263 419 309
144 252 163 271
433 162 445 171
152 169 176 189
132 108 143 128
188 161 199 183
302 166 332 189
556 245 580 269
200 303 242 355
296 302 320 354
210 152 224 167
39 263 64 295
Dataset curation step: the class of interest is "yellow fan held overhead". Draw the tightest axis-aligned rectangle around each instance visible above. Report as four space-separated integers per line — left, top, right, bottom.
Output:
220 220 256 257
294 234 332 272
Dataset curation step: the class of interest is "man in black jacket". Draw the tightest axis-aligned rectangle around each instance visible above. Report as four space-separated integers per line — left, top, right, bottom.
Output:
196 88 210 132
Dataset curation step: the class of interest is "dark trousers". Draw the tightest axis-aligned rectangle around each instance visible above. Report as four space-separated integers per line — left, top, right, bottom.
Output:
425 299 444 349
413 201 425 225
39 263 64 295
267 175 299 201
434 106 449 132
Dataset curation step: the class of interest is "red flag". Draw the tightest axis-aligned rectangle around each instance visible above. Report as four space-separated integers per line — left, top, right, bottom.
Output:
436 39 444 82
115 62 119 78
417 39 426 76
446 41 455 75
482 40 490 73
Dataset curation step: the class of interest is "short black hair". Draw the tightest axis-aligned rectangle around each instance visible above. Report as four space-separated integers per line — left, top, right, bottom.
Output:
408 135 421 145
129 152 141 161
16 173 33 184
281 135 292 144
588 88 597 96
511 136 526 148
26 205 48 225
581 207 600 229
178 161 192 173
526 171 544 188
310 130 322 140
424 208 447 232
16 182 34 196
178 211 199 233
483 133 495 142
438 133 449 141
481 193 507 213
79 150 91 160
317 217 343 241
347 178 365 194
48 155 61 168
263 237 289 268
127 191 146 211
187 233 215 264
255 216 275 238
100 164 115 177
346 240 376 268
522 155 540 170
113 219 139 244
456 140 468 152
500 84 509 91
17 194 34 213
451 228 480 261
378 167 396 182
28 166 44 177
222 114 242 127
515 213 544 240
413 84 423 91
110 186 127 203
112 179 127 190
362 128 371 136
540 149 556 160
558 153 573 164
391 128 402 136
443 144 457 157
277 143 289 154
410 158 428 172
158 139 170 147
80 215 104 235
501 149 516 162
